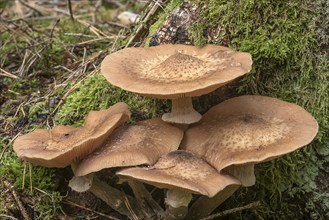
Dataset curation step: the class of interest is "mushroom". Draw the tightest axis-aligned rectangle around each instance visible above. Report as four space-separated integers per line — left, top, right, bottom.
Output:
117 150 241 220
71 118 183 218
75 118 184 176
180 95 318 218
13 102 130 168
101 44 252 124
181 95 319 172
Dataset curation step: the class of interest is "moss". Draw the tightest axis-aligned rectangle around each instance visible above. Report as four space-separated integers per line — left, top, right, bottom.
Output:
186 0 329 218
0 1 7 9
55 73 169 126
0 138 62 219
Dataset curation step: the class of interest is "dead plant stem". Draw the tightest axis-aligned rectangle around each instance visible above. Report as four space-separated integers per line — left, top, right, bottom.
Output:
200 201 262 220
4 180 31 220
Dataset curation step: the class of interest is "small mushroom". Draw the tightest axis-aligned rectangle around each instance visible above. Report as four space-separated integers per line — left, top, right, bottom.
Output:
75 118 184 176
101 44 252 124
13 102 131 168
117 150 240 219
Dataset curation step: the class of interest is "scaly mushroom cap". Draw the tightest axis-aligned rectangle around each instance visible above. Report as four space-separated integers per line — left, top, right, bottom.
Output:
181 95 319 171
75 118 184 176
117 150 241 197
101 44 252 99
75 118 183 176
13 103 131 167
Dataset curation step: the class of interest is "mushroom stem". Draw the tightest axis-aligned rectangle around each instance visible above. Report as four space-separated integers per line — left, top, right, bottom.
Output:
162 189 192 220
185 185 240 220
224 163 256 187
69 175 146 219
127 180 164 218
162 97 202 124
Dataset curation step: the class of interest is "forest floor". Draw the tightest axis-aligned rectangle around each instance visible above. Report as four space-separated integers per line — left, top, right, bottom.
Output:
0 1 154 219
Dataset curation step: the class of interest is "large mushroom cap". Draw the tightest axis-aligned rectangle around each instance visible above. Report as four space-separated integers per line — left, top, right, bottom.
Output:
117 150 240 197
101 44 252 99
13 102 131 167
75 118 184 176
181 95 319 171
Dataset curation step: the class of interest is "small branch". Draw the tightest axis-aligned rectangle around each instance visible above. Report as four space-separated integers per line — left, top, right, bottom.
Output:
0 68 18 79
67 0 74 21
62 199 119 220
0 132 20 163
125 0 168 47
29 162 32 193
18 0 43 16
200 201 262 220
4 180 31 220
0 214 19 220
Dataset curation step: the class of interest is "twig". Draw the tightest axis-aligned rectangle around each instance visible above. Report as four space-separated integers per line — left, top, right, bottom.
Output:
0 133 21 163
67 0 74 20
77 19 111 37
18 0 43 16
29 162 32 193
0 214 19 220
125 0 167 47
0 68 19 79
76 36 123 46
200 201 262 220
22 161 26 190
64 33 100 38
62 199 119 220
4 180 31 220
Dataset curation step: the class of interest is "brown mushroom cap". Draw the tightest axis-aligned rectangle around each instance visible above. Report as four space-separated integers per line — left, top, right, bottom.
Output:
101 44 252 99
13 102 131 167
180 95 319 171
75 118 184 176
117 150 241 197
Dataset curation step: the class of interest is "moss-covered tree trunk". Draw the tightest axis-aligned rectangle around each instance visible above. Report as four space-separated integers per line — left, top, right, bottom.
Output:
144 0 329 219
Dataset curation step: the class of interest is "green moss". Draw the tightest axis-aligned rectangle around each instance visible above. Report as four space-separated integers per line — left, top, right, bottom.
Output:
0 152 54 191
186 0 329 218
0 138 62 219
55 73 169 126
0 1 7 9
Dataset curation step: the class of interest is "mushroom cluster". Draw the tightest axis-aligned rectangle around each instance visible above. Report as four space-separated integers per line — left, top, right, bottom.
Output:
13 44 318 220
